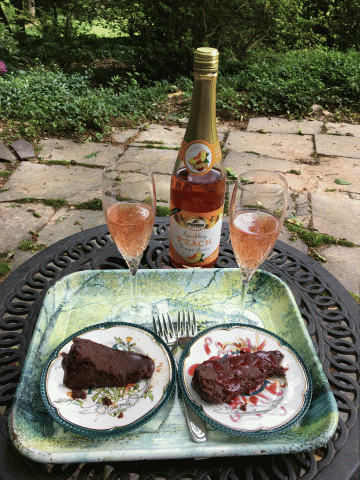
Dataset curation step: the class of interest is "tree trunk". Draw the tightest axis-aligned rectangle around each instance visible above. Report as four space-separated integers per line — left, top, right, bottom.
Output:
13 0 27 43
27 0 35 18
0 5 10 27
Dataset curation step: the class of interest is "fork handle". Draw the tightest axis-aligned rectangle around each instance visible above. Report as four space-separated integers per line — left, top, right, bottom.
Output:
183 400 207 442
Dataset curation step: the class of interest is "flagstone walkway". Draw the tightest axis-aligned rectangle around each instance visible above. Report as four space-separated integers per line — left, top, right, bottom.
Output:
0 117 359 295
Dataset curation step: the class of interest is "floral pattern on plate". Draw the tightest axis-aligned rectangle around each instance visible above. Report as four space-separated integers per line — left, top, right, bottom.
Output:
179 324 312 437
40 322 176 437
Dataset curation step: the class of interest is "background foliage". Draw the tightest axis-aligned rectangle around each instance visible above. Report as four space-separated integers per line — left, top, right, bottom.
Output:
0 0 359 140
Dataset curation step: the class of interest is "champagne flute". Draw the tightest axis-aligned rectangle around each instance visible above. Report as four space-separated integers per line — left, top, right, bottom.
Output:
229 170 288 320
102 160 156 314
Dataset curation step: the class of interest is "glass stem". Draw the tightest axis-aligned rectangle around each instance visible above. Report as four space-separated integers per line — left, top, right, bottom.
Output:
128 258 140 309
239 280 249 317
130 270 138 308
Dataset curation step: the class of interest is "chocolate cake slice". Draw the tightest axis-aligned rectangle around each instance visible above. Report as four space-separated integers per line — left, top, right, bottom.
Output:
191 350 286 404
62 337 155 390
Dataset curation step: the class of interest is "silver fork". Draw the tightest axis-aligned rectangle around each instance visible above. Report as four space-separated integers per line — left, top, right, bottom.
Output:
153 310 207 443
177 310 197 347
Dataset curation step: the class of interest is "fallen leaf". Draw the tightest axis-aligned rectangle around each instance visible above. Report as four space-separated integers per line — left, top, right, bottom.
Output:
335 179 351 185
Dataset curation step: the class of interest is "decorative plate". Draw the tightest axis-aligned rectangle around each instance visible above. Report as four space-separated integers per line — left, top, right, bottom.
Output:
40 322 176 437
179 324 312 437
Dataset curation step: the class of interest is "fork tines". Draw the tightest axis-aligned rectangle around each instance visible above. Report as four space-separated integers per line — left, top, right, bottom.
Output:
153 313 176 344
177 310 197 338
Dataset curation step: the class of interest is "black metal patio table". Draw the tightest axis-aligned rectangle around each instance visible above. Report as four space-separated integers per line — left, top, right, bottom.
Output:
0 218 359 480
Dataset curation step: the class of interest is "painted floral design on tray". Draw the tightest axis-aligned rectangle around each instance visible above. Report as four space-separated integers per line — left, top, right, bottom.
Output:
54 335 154 419
187 332 288 423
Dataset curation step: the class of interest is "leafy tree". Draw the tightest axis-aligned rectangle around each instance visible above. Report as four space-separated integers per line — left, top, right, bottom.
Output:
328 0 360 49
302 0 360 49
104 0 323 79
0 19 20 64
23 0 113 68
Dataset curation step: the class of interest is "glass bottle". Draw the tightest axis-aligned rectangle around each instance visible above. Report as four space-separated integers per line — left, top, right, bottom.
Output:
169 47 225 268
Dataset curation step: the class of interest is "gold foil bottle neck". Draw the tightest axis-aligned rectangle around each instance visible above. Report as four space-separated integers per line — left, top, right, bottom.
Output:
194 47 219 74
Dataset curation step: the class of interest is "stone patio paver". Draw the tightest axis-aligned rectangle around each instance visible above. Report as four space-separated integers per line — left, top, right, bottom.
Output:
0 162 103 204
136 124 186 147
311 194 360 245
38 208 105 245
153 174 171 205
316 245 360 294
294 193 311 217
0 202 54 251
225 131 314 161
247 117 323 135
325 123 360 137
314 134 360 158
224 152 320 194
300 156 360 194
120 146 176 174
0 118 359 295
135 124 225 146
11 139 36 159
112 128 139 143
38 139 124 166
0 142 17 163
9 250 34 271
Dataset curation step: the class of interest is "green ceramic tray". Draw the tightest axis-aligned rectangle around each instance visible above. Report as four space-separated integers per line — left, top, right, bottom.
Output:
9 268 338 464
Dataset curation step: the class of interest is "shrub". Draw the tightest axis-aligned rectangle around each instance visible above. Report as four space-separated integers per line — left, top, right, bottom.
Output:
230 48 360 116
0 22 20 65
0 66 172 136
0 48 359 138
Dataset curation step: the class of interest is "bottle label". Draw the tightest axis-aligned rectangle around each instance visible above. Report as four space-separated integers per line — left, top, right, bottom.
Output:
178 140 222 176
169 206 224 266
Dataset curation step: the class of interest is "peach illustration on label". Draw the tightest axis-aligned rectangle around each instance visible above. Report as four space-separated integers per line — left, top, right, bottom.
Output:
184 252 204 263
188 150 209 172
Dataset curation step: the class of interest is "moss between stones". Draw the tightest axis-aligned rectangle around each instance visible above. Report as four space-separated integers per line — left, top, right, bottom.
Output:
350 292 360 305
0 253 12 277
76 198 102 210
17 198 67 210
42 199 67 209
285 219 356 248
0 171 11 179
18 239 46 253
156 205 169 216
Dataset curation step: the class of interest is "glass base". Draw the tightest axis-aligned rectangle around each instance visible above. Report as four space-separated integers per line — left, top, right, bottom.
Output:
124 302 154 324
231 309 264 328
221 309 264 328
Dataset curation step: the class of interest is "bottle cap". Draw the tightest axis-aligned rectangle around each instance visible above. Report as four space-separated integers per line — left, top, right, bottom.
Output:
194 47 219 74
